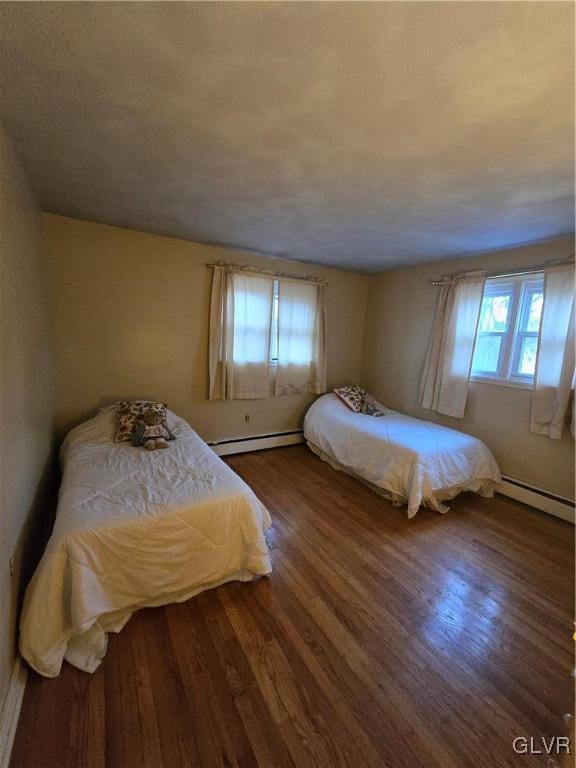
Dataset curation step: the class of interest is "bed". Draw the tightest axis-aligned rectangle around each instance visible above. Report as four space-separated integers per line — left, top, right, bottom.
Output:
304 394 501 518
20 407 272 678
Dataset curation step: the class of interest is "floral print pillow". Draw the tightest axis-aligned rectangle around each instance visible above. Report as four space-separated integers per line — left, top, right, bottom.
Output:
333 385 366 412
114 401 168 443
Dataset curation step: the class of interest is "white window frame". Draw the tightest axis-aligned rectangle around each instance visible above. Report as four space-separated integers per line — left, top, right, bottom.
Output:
470 272 544 389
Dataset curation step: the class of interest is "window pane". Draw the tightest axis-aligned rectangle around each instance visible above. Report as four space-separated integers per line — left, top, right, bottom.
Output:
517 336 538 376
270 285 279 361
525 292 543 332
478 294 510 332
472 334 502 374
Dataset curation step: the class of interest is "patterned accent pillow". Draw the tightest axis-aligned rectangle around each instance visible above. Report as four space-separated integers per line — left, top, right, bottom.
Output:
114 401 168 443
333 386 366 413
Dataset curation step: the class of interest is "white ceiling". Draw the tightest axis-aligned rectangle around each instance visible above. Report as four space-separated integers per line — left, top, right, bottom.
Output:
0 1 574 272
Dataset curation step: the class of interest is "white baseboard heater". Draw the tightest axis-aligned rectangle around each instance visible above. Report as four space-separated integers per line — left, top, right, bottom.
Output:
209 429 305 457
210 434 574 524
496 476 575 524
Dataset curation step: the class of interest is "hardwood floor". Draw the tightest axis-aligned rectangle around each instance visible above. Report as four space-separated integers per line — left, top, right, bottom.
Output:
11 445 574 768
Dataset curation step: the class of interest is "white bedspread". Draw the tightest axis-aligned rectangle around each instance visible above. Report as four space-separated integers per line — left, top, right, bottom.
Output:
304 394 501 518
20 408 272 677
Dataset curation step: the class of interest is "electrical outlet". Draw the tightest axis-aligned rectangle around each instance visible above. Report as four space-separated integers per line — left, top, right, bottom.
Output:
244 414 250 423
9 556 15 578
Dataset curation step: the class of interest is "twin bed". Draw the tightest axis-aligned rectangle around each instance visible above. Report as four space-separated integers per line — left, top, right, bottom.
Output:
304 394 501 518
21 395 500 677
20 407 272 678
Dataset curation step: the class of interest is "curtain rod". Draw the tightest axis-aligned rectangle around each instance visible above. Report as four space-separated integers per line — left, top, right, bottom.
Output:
429 254 575 287
206 261 328 286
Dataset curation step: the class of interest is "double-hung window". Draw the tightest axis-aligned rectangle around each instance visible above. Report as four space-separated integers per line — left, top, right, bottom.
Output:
470 272 544 387
209 265 327 400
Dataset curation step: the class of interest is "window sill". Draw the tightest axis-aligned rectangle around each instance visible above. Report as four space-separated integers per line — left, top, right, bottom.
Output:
469 376 533 391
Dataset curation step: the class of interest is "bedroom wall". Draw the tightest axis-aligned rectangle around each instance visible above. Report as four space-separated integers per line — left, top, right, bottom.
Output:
0 128 55 712
362 236 575 501
44 214 370 442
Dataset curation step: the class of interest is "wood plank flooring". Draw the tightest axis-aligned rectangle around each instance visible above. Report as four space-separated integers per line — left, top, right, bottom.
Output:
11 445 575 768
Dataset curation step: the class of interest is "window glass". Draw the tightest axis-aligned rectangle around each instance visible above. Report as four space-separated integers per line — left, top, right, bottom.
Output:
472 335 502 374
270 280 279 363
517 336 538 376
524 292 543 332
478 294 510 332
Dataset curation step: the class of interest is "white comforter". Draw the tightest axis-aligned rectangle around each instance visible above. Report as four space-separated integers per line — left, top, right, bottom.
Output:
304 394 501 518
20 408 272 677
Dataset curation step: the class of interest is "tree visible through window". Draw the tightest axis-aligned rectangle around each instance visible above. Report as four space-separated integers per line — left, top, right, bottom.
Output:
471 273 544 385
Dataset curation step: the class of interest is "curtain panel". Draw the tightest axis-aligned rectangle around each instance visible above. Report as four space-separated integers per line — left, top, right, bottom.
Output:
209 266 274 400
275 279 327 396
530 264 575 439
420 271 486 418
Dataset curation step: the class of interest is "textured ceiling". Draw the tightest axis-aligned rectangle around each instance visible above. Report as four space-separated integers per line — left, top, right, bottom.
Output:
0 2 574 272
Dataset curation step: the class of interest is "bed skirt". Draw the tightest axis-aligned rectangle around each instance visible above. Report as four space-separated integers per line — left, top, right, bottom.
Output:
306 440 497 518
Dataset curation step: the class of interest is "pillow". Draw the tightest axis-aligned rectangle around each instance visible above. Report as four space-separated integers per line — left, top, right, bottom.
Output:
333 385 366 412
114 401 168 443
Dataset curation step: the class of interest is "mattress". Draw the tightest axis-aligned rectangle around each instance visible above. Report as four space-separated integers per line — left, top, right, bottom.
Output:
304 394 501 518
20 407 272 677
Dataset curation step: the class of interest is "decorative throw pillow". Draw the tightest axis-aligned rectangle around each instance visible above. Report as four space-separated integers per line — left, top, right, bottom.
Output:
333 385 366 412
114 401 168 443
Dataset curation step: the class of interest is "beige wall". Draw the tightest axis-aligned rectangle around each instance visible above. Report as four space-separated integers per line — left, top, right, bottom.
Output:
363 237 575 500
44 214 370 442
44 214 574 501
0 128 55 711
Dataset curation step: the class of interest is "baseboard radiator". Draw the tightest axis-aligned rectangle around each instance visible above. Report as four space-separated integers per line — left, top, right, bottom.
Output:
209 429 305 457
211 433 574 523
496 476 575 523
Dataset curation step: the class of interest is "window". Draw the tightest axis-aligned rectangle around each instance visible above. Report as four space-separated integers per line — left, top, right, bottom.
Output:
270 279 279 364
470 273 544 386
208 265 327 400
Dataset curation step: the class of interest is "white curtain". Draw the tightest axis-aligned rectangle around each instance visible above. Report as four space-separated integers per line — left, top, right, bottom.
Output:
420 271 486 418
209 267 274 399
275 279 327 396
530 264 575 439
